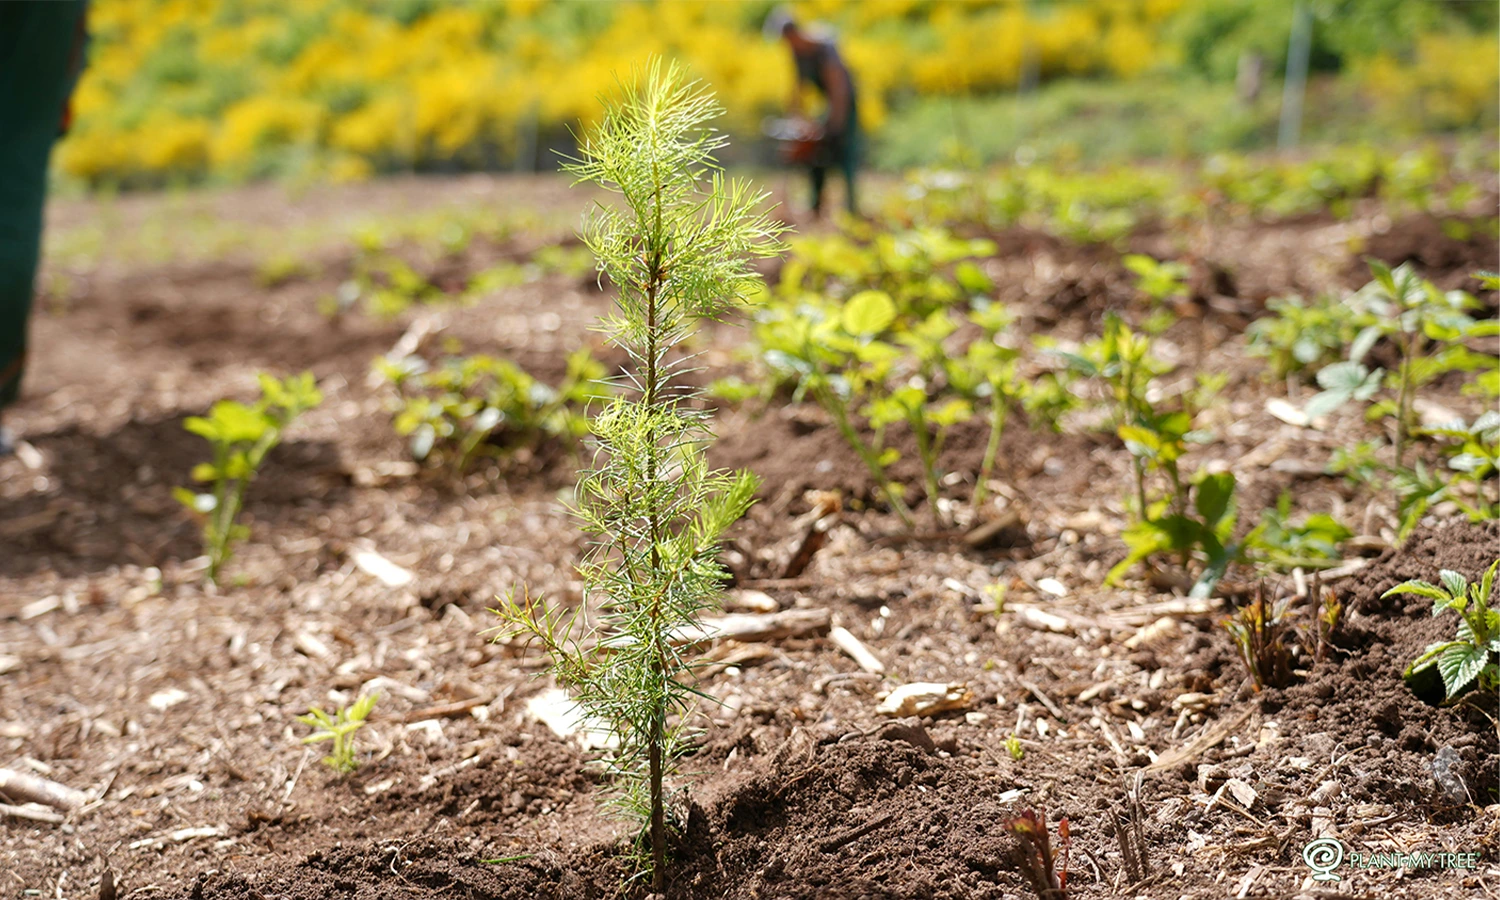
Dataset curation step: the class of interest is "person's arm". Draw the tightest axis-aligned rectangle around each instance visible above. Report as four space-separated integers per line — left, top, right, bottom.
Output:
822 56 849 135
789 69 805 118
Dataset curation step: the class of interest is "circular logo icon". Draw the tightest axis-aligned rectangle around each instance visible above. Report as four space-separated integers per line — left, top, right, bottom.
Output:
1303 837 1344 882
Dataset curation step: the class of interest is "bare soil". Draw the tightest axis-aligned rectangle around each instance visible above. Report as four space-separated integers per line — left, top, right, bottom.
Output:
2 174 1497 900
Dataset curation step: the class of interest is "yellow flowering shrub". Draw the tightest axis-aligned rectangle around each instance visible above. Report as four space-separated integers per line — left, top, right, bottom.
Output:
1360 33 1500 131
54 0 1494 187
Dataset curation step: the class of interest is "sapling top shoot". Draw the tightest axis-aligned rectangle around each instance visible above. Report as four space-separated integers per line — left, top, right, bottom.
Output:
492 60 785 889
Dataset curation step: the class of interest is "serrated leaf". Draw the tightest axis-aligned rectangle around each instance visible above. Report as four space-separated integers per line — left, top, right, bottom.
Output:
1381 579 1447 602
1439 570 1469 599
1437 644 1488 698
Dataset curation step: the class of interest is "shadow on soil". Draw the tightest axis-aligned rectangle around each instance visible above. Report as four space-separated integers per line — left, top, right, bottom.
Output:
0 414 347 579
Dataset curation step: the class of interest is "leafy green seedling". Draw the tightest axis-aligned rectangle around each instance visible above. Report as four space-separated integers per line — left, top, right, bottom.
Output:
1418 412 1500 523
1304 262 1498 467
1004 733 1024 761
176 372 322 583
492 62 784 890
1387 559 1500 702
298 693 378 774
1123 253 1188 332
1245 293 1363 380
376 347 606 473
1244 492 1353 571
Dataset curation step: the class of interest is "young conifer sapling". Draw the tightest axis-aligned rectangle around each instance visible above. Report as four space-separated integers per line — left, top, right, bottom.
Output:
493 61 785 888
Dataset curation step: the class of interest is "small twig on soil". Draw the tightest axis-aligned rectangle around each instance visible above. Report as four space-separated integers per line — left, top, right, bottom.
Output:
1147 706 1253 772
829 626 885 674
280 751 309 805
0 767 88 811
402 695 492 723
0 802 65 824
781 512 835 579
818 811 898 853
1019 679 1068 723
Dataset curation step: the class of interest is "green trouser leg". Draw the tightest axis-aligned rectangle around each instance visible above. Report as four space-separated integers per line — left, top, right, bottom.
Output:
841 116 860 215
0 1 86 410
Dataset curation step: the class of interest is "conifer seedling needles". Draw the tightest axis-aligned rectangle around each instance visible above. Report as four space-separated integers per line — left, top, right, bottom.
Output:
492 60 785 889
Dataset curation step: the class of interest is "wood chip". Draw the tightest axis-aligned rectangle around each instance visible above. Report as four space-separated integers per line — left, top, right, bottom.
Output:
525 688 616 750
723 589 779 613
1265 397 1310 427
0 802 64 824
1011 605 1073 635
351 548 415 588
876 682 973 717
829 626 884 674
402 695 491 723
669 608 830 646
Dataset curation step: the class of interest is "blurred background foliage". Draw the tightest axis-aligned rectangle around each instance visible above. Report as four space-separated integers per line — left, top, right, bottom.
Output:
58 0 1498 189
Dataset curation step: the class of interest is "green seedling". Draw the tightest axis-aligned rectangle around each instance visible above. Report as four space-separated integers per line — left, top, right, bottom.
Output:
176 372 322 583
1417 412 1500 523
376 347 606 473
1304 262 1498 468
297 693 378 774
1223 587 1293 691
1245 293 1363 380
1123 253 1188 331
754 289 915 525
1004 733 1024 761
1387 559 1500 702
946 302 1025 509
492 62 784 890
1244 492 1353 571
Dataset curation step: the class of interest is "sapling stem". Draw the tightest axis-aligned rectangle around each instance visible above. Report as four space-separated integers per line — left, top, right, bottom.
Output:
972 381 1008 510
814 381 915 527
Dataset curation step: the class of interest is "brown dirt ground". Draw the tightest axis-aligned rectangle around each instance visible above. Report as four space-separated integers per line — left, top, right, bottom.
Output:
2 174 1497 900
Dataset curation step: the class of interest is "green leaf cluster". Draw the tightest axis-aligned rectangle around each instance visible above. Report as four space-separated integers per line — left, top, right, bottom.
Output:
1246 293 1365 380
297 693 378 775
175 372 322 583
1305 263 1500 537
375 346 607 473
1388 560 1500 700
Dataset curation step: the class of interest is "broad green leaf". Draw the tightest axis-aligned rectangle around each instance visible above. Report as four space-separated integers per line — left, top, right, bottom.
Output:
842 290 896 337
1381 579 1448 603
1303 388 1351 420
1439 570 1469 599
1437 644 1488 698
1194 472 1236 528
207 401 270 444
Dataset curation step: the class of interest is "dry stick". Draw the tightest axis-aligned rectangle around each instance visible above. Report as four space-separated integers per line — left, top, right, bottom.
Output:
0 802 65 824
0 768 88 811
1147 705 1254 772
1019 679 1068 723
781 514 833 579
819 811 899 853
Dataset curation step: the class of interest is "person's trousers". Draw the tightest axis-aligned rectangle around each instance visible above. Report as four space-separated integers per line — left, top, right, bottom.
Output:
811 104 859 215
0 1 86 410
